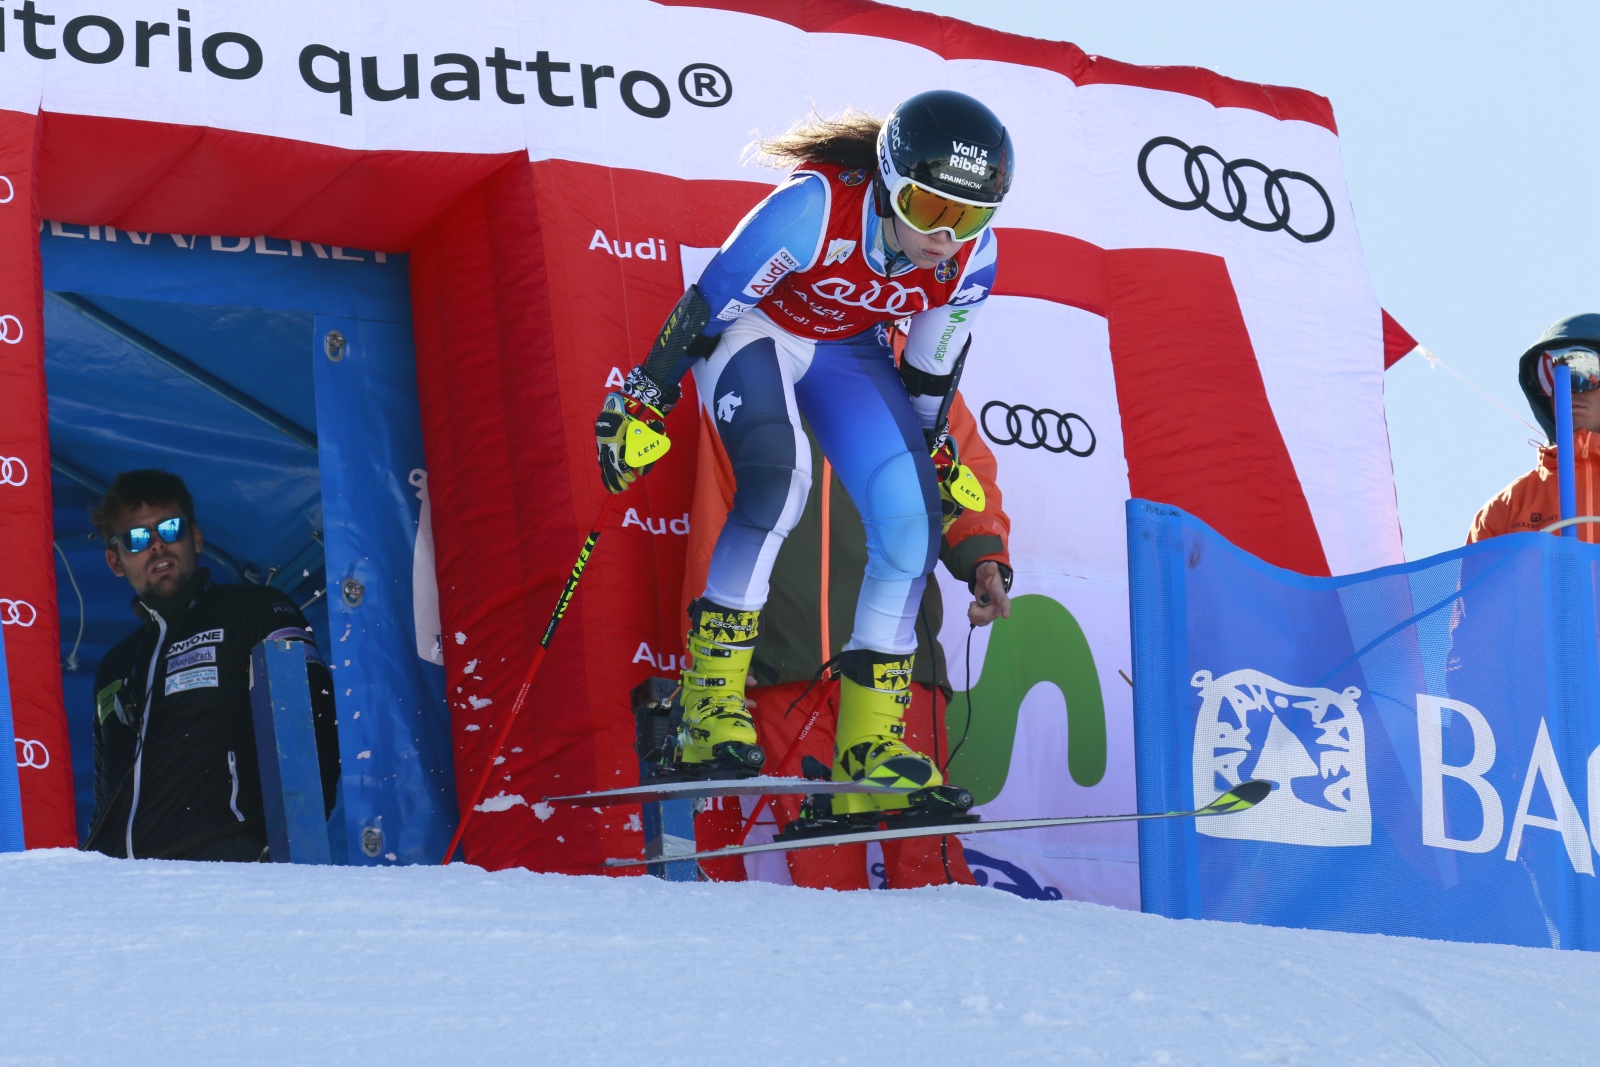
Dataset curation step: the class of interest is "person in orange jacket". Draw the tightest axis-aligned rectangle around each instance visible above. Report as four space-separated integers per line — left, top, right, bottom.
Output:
683 384 1011 888
1470 314 1600 544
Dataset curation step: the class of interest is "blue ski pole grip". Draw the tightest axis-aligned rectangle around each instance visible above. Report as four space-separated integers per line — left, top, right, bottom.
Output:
1556 362 1577 538
0 622 25 852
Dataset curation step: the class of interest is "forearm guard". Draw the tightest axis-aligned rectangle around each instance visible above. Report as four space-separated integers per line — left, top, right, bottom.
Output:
900 361 957 447
899 360 956 402
635 284 716 414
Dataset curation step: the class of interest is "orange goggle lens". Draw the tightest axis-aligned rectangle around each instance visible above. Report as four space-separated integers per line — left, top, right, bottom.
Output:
892 182 997 242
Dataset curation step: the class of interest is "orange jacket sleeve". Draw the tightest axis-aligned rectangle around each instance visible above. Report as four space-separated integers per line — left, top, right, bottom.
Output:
942 390 1011 585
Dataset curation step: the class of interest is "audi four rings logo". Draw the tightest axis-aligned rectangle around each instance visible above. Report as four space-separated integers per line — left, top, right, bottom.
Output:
0 599 37 626
809 278 930 316
1137 136 1335 244
0 314 22 344
981 401 1096 457
15 739 48 770
0 457 25 486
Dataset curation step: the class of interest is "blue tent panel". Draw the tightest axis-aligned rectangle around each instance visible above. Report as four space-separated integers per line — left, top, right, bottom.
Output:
43 227 452 860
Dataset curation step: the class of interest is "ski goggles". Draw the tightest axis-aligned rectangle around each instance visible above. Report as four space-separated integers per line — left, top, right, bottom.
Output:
112 516 190 553
887 176 998 243
1537 346 1600 396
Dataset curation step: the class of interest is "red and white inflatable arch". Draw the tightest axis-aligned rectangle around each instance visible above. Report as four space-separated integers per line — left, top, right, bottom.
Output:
0 0 1408 879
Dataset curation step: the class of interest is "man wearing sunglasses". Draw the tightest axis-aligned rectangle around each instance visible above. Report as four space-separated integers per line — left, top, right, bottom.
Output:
84 469 340 861
1470 314 1600 544
593 90 1014 807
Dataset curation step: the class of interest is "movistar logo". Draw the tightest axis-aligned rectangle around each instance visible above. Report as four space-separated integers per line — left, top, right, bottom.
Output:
933 308 969 363
945 595 1107 805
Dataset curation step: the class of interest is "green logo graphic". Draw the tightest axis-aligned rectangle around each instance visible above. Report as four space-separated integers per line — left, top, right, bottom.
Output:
945 594 1107 806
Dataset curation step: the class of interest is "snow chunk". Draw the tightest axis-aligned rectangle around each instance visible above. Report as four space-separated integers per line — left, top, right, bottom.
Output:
531 802 555 821
454 631 467 645
356 751 371 760
464 658 479 673
474 793 526 813
463 725 480 732
493 756 506 766
467 695 492 710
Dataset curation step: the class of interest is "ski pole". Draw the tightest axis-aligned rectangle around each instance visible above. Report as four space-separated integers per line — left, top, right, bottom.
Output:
440 494 616 864
929 335 971 443
737 689 832 840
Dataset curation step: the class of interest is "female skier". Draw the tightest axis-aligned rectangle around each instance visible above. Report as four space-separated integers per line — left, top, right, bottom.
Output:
594 90 1013 814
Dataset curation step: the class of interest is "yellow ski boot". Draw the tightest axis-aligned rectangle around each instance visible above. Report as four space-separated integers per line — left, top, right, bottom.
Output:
672 599 766 777
831 650 942 814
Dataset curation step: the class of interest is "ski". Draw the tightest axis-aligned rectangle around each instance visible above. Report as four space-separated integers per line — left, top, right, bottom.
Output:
547 775 912 808
601 780 1272 868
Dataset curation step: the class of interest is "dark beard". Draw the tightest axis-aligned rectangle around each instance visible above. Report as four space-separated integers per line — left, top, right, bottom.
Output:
139 567 206 619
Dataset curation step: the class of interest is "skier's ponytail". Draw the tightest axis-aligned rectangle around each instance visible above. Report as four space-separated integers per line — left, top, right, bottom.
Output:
747 108 883 170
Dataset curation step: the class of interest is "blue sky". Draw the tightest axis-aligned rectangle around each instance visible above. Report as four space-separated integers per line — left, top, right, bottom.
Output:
887 0 1600 560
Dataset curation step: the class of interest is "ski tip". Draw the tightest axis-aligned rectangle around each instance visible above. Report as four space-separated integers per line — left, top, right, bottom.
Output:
1232 779 1273 805
1209 779 1272 812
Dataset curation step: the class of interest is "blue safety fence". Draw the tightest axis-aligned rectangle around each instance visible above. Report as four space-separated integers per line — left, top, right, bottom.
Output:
42 221 453 863
1129 499 1600 950
0 624 23 852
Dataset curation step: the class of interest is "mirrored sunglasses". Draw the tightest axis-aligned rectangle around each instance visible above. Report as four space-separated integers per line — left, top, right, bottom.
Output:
113 516 189 554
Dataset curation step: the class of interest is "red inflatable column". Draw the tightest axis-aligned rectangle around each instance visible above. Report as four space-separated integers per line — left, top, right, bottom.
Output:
1103 248 1330 576
0 108 76 847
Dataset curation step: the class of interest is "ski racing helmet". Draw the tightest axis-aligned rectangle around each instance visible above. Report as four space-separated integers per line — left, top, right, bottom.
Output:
1519 313 1600 439
875 90 1014 243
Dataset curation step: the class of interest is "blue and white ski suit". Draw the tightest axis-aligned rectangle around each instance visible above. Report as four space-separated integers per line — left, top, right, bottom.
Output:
688 168 997 655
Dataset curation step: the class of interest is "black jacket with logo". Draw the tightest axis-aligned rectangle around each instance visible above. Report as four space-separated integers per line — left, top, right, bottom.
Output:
86 571 340 859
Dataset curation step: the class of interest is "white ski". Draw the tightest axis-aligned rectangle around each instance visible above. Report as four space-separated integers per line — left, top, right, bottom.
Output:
547 775 910 808
602 781 1273 868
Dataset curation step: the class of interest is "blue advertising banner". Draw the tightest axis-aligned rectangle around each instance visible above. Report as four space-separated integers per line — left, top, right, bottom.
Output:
0 623 23 852
1128 499 1600 950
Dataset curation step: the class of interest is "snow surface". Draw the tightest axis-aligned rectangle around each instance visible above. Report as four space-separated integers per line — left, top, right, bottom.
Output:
2 850 1597 1066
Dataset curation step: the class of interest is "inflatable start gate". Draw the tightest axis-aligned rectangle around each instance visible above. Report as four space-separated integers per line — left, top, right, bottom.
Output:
0 0 1414 898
